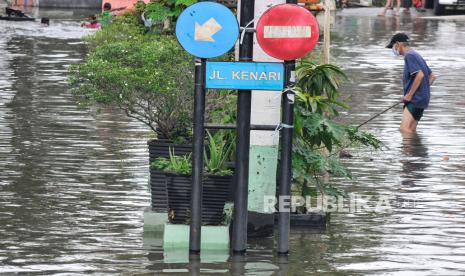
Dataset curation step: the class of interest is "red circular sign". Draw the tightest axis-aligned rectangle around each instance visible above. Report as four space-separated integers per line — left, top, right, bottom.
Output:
256 4 319 61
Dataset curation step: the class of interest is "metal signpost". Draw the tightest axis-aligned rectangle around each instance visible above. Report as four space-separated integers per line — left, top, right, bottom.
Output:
232 0 255 255
176 1 239 254
175 0 319 256
255 2 319 255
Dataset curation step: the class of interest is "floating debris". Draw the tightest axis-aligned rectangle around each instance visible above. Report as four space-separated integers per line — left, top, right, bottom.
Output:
339 150 353 158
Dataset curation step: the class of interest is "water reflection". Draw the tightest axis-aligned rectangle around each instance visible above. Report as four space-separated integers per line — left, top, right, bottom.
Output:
400 132 429 186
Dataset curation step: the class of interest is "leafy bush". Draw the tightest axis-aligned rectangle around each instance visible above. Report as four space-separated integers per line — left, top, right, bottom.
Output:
84 12 145 49
70 33 194 142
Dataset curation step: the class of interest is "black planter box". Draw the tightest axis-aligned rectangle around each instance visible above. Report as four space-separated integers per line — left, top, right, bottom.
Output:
147 139 191 163
150 170 168 212
166 173 232 225
148 139 191 211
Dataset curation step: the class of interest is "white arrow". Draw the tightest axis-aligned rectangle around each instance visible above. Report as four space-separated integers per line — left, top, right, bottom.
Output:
195 18 222 42
263 26 312 39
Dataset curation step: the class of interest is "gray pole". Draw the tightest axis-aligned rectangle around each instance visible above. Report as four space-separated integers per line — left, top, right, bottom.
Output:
277 60 295 255
232 0 255 254
189 57 206 254
277 0 297 255
188 0 215 256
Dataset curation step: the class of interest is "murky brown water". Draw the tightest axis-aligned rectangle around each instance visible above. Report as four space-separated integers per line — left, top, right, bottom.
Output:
1 7 465 275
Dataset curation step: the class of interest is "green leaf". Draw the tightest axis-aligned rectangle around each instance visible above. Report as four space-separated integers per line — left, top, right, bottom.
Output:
175 0 197 6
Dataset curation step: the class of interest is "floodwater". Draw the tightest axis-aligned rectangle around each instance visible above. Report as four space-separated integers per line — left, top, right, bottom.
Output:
1 7 465 275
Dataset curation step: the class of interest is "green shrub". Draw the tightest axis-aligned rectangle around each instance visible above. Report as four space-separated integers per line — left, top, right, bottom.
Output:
70 34 194 141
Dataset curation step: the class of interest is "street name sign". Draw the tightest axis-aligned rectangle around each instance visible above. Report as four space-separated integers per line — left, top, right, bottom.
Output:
256 4 319 61
175 2 239 58
206 62 284 91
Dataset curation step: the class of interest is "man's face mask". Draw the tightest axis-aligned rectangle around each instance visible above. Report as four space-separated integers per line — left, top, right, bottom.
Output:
392 43 400 56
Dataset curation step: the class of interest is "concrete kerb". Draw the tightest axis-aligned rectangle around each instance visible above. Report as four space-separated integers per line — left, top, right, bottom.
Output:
163 223 230 251
143 207 168 233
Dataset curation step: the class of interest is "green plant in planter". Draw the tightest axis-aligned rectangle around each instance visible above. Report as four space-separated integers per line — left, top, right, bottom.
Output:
152 148 192 174
204 131 234 177
152 143 232 225
151 132 234 176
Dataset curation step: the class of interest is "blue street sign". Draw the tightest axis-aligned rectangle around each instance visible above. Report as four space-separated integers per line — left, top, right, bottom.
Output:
206 62 285 91
175 2 239 58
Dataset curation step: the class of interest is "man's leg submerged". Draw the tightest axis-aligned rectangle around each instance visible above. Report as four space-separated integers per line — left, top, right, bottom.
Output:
400 107 418 133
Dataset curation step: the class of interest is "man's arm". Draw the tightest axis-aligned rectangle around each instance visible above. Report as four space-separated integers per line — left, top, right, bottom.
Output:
429 73 436 86
404 70 424 102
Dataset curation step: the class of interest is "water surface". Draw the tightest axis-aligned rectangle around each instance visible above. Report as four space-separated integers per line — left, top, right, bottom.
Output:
1 8 465 275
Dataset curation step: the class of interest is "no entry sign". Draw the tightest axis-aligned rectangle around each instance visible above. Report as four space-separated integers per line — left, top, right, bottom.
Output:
256 4 319 61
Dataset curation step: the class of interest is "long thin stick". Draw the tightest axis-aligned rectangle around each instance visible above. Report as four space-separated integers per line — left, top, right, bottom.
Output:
357 101 402 128
323 0 331 64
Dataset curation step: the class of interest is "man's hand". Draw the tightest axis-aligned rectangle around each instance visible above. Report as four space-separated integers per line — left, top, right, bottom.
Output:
429 73 436 86
403 93 413 103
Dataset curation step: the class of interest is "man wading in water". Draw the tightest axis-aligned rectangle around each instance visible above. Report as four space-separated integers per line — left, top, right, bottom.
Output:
386 33 436 133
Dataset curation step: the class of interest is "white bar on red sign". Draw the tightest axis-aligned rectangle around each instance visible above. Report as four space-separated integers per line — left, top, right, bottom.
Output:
263 26 312 39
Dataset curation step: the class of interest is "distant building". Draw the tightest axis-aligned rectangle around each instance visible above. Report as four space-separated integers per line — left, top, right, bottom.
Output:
9 0 102 8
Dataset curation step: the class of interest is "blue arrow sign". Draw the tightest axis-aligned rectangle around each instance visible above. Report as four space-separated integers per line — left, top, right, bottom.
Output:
206 62 285 91
175 2 239 58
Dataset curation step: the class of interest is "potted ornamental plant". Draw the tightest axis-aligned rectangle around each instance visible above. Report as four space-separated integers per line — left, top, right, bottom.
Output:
289 59 382 227
151 131 234 225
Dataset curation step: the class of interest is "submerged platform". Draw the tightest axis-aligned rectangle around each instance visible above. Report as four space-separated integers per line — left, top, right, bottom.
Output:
163 224 230 251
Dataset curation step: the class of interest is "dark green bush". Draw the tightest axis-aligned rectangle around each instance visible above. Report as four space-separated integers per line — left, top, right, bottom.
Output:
70 33 194 141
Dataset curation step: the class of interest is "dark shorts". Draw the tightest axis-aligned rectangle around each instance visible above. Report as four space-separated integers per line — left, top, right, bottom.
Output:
404 102 424 121
403 0 412 8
